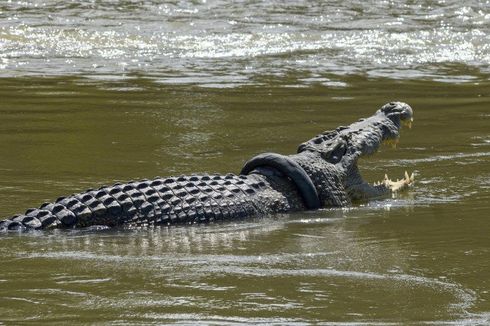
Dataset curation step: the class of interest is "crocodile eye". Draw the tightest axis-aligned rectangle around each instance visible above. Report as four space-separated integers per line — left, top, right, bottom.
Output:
321 139 346 164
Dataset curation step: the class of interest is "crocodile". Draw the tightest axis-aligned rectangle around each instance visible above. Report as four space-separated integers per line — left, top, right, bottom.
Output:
0 101 414 232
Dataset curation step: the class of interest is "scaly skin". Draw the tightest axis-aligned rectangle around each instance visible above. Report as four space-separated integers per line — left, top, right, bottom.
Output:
0 102 414 232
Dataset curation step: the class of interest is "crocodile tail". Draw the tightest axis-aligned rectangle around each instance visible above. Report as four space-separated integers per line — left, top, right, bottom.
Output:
0 179 163 232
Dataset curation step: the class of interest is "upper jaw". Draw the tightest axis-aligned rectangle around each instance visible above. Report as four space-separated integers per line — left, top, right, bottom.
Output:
348 101 413 157
297 102 413 163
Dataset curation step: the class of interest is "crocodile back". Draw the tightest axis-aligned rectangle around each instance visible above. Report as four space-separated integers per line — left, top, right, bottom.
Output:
0 173 289 231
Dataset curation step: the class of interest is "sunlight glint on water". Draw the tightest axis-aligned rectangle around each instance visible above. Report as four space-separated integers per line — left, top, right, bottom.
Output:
0 1 489 83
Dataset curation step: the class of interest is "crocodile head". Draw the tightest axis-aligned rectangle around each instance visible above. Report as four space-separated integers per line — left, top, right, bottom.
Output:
297 101 414 200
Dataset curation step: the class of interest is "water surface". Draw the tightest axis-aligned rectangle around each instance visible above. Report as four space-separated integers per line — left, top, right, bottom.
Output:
0 1 490 324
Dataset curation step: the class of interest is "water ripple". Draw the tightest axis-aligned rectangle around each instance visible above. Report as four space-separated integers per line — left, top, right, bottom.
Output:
0 1 489 84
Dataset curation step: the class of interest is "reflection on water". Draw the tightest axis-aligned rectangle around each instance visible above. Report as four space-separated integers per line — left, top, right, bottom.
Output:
0 207 484 324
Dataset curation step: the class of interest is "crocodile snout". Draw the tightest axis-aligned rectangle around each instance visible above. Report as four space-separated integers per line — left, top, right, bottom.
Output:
379 101 413 127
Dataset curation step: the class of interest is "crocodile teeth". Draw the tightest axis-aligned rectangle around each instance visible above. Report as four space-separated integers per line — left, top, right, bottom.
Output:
403 118 413 129
374 171 414 187
404 171 415 183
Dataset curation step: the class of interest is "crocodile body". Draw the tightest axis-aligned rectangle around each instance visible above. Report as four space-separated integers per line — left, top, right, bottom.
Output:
0 102 414 232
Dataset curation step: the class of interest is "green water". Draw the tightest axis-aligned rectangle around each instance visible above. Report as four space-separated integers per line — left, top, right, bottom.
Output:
0 76 489 324
1 0 490 324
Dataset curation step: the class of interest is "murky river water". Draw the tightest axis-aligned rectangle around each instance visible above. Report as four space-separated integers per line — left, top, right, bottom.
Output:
1 1 489 324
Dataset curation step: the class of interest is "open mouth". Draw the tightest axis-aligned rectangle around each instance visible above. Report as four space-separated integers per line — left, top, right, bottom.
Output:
369 106 415 195
337 102 415 200
373 117 415 193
